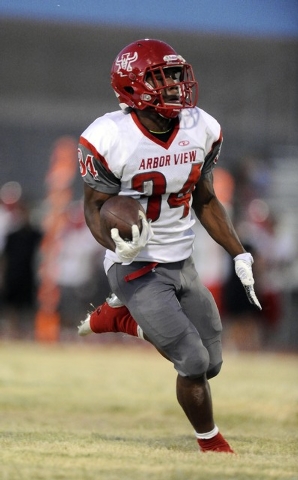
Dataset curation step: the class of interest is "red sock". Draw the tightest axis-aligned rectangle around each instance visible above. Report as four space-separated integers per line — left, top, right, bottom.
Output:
90 303 138 337
197 432 235 453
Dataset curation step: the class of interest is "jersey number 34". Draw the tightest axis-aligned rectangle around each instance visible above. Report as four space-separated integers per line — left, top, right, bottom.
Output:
132 164 202 221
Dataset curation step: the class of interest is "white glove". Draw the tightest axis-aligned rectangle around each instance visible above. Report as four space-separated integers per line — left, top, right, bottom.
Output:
111 210 153 264
234 252 262 310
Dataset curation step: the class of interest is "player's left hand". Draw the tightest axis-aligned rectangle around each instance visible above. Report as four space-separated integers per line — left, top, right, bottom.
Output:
234 253 262 310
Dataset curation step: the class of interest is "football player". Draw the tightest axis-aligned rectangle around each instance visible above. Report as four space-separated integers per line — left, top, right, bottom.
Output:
77 39 261 453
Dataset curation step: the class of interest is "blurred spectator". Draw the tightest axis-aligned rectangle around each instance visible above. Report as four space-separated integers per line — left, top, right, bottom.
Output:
0 202 13 254
238 202 295 319
223 200 296 350
0 202 42 338
0 181 24 253
222 243 264 351
232 156 272 224
52 201 109 330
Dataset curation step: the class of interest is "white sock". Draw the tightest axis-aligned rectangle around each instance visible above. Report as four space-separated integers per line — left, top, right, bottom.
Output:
195 425 219 440
137 325 144 339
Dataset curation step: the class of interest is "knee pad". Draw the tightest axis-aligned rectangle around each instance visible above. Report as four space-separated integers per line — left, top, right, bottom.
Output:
180 351 210 378
164 333 210 378
207 361 223 379
203 335 222 379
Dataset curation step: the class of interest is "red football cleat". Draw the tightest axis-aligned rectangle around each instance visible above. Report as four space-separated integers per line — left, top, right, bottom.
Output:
197 432 235 453
78 294 138 337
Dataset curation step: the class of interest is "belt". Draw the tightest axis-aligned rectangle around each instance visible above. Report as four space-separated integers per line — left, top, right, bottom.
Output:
124 262 158 282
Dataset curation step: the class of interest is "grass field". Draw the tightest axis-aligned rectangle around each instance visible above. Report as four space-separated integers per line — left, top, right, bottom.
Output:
0 339 297 480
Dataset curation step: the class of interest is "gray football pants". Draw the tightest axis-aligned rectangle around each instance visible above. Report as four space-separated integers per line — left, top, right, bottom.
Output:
107 256 223 379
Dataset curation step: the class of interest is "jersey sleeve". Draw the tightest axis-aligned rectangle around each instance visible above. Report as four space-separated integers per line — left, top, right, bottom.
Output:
201 130 223 177
78 136 121 194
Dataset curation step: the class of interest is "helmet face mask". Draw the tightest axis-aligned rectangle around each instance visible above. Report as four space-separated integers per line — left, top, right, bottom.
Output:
111 39 199 119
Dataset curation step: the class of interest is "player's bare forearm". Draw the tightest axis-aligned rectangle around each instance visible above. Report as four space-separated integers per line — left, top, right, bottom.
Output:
192 173 245 258
196 197 245 257
83 183 116 251
84 204 115 251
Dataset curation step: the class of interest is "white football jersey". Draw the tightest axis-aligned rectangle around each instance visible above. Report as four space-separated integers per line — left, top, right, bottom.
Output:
78 107 222 266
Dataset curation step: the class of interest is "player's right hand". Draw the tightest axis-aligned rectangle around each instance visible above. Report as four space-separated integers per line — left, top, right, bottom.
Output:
234 253 262 310
111 211 153 264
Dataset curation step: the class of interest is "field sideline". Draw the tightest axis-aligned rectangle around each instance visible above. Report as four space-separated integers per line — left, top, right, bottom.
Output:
0 340 297 480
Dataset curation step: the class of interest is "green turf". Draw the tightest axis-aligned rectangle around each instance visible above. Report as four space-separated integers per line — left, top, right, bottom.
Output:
0 340 297 479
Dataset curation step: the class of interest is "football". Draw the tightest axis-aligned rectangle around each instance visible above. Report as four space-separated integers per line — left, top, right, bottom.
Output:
100 196 145 241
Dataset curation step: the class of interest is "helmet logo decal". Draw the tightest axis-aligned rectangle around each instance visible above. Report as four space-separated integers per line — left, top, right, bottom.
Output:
115 52 138 75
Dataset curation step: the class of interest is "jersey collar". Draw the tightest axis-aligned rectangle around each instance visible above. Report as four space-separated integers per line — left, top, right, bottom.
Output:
131 111 179 150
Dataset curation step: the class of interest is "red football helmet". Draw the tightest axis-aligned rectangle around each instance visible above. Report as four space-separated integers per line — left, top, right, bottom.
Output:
110 39 198 119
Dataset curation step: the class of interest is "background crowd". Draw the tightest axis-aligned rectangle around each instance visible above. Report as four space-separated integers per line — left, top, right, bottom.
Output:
0 154 296 351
